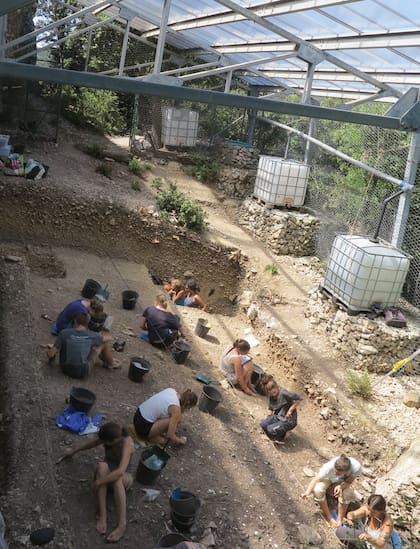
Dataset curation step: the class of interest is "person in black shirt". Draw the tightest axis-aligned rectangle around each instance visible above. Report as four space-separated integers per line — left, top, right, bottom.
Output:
139 294 185 348
260 378 302 441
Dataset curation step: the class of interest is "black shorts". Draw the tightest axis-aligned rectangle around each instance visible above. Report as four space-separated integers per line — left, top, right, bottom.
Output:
133 408 154 436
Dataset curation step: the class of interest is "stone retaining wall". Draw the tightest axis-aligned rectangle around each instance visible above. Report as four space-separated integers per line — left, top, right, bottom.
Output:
216 145 259 198
238 198 320 256
306 289 420 372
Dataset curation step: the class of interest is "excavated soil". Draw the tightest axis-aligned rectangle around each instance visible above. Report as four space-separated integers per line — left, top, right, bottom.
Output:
0 127 418 549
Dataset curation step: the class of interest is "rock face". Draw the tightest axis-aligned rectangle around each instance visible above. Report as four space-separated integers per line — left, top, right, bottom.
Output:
403 391 420 408
306 289 420 372
375 435 420 544
238 198 320 257
216 145 259 198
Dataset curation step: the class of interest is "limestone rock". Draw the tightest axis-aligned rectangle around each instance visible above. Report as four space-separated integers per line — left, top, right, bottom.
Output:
403 391 420 408
297 524 322 545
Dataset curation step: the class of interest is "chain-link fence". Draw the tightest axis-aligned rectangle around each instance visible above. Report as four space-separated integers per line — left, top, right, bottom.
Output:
133 99 420 308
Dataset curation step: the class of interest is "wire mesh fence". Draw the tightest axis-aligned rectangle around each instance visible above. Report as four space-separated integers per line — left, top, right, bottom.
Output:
132 99 420 308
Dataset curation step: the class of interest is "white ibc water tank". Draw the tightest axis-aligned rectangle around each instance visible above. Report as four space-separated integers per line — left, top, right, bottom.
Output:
322 235 410 312
161 107 199 147
253 156 310 207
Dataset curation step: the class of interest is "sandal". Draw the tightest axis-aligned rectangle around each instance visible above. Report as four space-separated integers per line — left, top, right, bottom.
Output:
102 360 121 370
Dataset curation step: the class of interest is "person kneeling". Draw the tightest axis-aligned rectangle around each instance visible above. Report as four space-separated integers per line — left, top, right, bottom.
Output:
133 388 197 446
260 379 302 442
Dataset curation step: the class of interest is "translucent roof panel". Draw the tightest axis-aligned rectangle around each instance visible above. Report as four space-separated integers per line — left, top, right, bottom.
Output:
55 0 420 101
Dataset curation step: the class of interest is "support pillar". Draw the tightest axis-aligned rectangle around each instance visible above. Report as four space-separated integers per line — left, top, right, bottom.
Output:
118 19 131 76
224 70 232 93
391 131 420 248
302 62 316 164
246 87 258 145
153 0 171 74
84 29 92 72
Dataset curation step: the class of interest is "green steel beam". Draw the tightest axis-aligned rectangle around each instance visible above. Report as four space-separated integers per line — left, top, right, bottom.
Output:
0 60 410 130
0 0 34 16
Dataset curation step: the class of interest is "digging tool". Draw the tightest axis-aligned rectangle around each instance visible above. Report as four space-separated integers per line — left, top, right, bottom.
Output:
373 348 419 386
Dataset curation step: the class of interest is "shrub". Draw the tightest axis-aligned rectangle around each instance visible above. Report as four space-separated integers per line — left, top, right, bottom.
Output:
151 177 164 191
95 162 113 178
182 152 218 183
346 369 372 399
84 143 104 159
265 263 278 275
128 158 151 176
131 180 141 191
156 182 206 231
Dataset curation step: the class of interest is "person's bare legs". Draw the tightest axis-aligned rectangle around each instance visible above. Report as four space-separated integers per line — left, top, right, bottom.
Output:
148 417 171 444
319 498 338 527
243 362 256 392
95 462 109 535
106 477 127 543
336 501 348 528
99 341 115 368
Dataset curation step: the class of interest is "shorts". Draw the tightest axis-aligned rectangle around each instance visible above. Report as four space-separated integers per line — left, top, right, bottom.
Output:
133 408 154 436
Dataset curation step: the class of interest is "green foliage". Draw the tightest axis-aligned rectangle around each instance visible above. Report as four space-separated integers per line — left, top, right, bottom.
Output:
131 180 141 191
151 177 164 191
265 263 278 275
128 158 151 176
61 87 125 134
346 369 372 399
95 162 113 178
156 182 206 231
183 153 219 183
84 143 104 159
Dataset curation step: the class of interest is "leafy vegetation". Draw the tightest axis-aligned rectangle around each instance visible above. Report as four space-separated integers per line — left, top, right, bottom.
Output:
156 182 206 231
151 177 164 191
265 263 279 275
131 180 141 191
128 158 151 176
95 162 112 178
346 369 372 399
84 143 104 159
182 152 219 183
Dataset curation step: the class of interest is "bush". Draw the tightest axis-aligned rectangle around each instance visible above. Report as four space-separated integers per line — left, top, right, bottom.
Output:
151 177 164 191
95 162 113 178
346 369 372 399
182 152 218 183
84 143 104 159
265 263 278 275
131 180 141 191
128 158 151 176
156 182 206 231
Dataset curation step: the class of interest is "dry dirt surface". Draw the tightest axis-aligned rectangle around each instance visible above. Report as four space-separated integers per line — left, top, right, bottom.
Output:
0 127 418 549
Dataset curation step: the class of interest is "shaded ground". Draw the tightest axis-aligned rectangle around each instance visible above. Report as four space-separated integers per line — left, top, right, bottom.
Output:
0 127 418 548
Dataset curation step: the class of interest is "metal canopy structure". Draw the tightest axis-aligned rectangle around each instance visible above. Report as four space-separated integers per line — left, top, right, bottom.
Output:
1 0 419 108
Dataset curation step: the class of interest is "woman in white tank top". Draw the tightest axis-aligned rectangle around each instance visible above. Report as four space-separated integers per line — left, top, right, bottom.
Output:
220 339 256 396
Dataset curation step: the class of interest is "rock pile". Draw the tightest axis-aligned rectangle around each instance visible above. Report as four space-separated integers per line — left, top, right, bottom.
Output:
216 145 259 198
238 198 320 256
306 289 420 372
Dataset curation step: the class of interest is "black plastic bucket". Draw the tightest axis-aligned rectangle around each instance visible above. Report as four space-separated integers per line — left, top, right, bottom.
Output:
194 318 211 338
169 491 200 517
136 446 170 485
122 290 138 310
251 364 266 395
69 387 96 413
157 533 188 547
198 385 223 413
81 279 101 299
128 357 151 383
172 341 191 364
88 312 107 332
170 511 195 532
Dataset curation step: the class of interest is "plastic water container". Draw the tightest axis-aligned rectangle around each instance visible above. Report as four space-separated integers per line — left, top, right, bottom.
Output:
253 156 310 207
322 234 410 312
0 135 10 147
162 107 199 147
0 145 11 158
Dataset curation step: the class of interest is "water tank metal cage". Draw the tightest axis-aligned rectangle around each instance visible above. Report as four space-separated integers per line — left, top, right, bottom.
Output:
322 234 411 314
